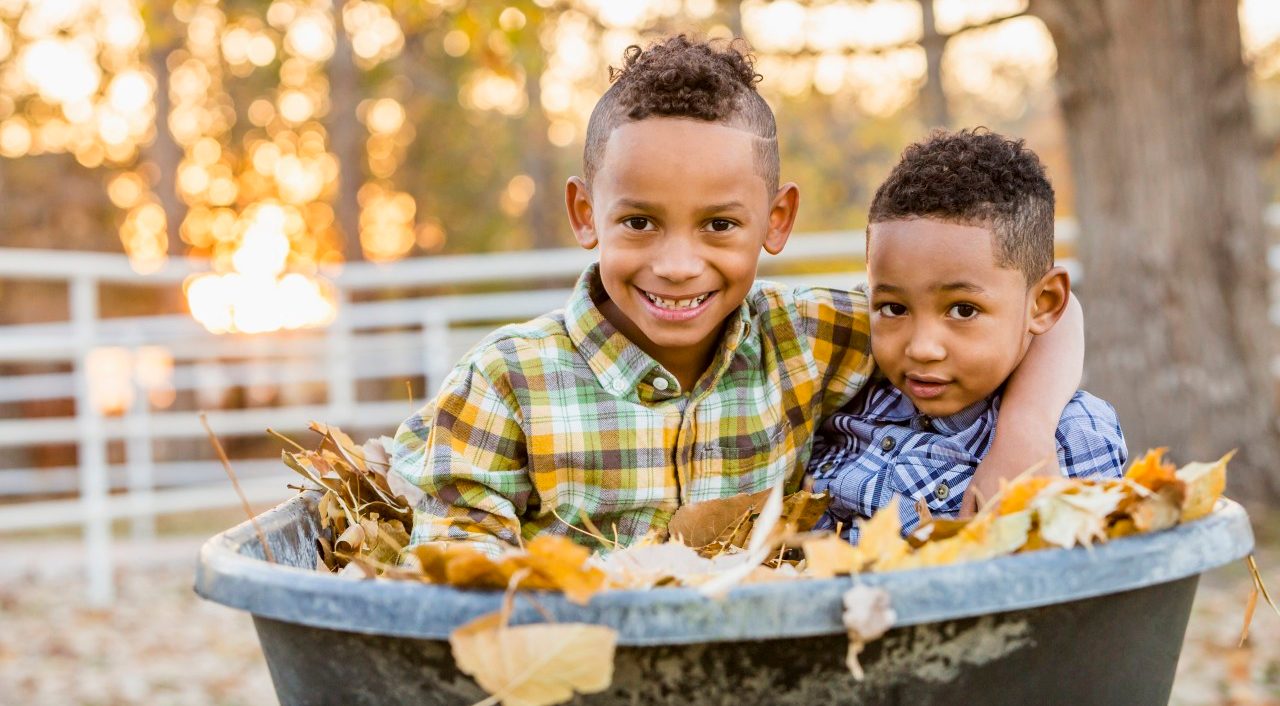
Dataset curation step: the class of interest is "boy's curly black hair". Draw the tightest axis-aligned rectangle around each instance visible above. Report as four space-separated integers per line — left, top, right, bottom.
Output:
869 128 1055 283
584 35 779 192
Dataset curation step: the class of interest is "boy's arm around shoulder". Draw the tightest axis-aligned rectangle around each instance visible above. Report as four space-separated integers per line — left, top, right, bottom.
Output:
964 293 1083 512
390 344 531 556
788 284 875 418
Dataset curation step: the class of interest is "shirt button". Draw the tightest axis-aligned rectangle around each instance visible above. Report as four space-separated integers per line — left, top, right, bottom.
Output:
611 379 627 394
935 482 950 500
819 462 834 473
920 417 933 431
652 377 669 391
880 436 896 452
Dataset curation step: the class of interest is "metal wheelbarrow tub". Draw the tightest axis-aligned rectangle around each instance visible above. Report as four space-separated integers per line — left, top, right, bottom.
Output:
195 491 1254 706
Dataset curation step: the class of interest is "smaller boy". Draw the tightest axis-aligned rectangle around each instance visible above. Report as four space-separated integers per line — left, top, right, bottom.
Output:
809 129 1127 541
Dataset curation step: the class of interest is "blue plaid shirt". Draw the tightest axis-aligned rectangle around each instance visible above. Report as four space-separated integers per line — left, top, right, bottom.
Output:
808 377 1127 542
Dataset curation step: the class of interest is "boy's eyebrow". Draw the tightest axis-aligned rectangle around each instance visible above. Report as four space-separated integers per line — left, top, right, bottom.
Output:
699 200 748 214
936 281 987 294
615 198 664 213
871 282 987 295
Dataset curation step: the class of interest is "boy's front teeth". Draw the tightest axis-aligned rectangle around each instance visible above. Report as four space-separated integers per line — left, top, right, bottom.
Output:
646 292 709 310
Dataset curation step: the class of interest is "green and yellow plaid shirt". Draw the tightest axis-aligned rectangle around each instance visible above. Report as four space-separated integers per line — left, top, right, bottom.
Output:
391 263 873 553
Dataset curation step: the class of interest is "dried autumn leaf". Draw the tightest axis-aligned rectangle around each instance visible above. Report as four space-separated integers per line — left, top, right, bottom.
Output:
842 584 895 680
1125 483 1184 533
697 481 785 598
997 476 1052 516
450 612 617 706
515 536 607 605
592 542 713 589
1033 483 1126 549
801 534 860 578
854 500 910 570
1124 447 1177 490
779 490 833 533
1176 450 1234 522
666 488 771 548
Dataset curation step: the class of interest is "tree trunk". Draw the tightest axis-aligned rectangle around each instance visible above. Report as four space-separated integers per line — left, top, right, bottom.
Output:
1029 0 1280 500
147 42 185 250
917 0 950 128
329 0 363 261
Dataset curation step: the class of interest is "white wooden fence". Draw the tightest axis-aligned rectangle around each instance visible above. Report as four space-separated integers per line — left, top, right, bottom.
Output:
0 231 872 605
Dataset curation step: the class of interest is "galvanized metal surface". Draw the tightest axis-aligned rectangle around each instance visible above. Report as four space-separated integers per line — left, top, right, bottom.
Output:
251 577 1199 706
194 492 1254 645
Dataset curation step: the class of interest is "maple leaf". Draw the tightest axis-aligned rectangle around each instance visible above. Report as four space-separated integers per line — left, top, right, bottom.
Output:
1176 450 1234 522
1124 447 1177 490
450 612 617 706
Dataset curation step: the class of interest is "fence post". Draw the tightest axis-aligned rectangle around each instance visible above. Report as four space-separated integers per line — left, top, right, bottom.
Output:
125 367 155 542
326 289 354 424
71 275 113 606
422 309 450 397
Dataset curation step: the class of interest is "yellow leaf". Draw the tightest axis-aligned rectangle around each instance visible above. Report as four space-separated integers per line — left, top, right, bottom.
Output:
801 534 860 578
1176 450 1234 522
854 500 910 569
997 477 1052 516
450 613 617 706
517 536 607 605
1124 448 1176 490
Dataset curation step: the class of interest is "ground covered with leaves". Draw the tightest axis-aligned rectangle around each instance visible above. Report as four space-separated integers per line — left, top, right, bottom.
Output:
0 534 1274 705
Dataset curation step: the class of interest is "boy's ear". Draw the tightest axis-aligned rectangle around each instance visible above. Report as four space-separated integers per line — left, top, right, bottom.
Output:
1028 266 1071 335
565 176 597 250
763 182 800 255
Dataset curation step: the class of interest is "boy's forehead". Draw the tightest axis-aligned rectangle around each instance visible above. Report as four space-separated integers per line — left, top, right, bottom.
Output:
868 218 1021 288
596 118 764 188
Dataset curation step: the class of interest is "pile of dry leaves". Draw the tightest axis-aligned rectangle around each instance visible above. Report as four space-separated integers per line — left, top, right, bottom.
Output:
274 424 1244 706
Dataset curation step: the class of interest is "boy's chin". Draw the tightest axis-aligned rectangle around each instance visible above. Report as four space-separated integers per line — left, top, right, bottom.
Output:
905 393 978 419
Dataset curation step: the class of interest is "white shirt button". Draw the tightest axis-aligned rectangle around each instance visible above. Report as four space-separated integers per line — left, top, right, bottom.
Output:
652 377 669 391
612 379 627 393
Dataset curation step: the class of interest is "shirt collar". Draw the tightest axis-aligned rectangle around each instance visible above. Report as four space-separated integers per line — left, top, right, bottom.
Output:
564 263 752 397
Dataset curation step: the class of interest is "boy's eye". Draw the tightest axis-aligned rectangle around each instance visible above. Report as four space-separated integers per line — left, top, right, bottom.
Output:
949 303 978 320
877 303 907 317
708 219 735 233
623 217 654 231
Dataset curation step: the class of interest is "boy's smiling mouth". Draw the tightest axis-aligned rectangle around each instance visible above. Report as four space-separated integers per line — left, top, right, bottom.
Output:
638 287 717 320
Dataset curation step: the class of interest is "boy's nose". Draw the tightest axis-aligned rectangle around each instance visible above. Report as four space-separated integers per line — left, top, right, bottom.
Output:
650 237 705 282
904 324 947 363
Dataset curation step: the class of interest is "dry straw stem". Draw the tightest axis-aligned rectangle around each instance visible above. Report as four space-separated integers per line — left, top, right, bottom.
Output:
1239 554 1280 646
200 412 275 564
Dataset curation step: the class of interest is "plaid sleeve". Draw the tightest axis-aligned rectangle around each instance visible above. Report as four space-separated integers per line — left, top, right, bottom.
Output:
793 285 875 420
390 347 531 555
1056 391 1128 479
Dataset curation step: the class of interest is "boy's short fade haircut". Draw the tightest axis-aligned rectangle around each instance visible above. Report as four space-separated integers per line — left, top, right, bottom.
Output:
584 35 779 193
869 128 1055 283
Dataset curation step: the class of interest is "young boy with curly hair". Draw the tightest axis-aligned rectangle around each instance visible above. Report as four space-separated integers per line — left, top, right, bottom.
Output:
809 129 1128 541
392 37 1087 554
